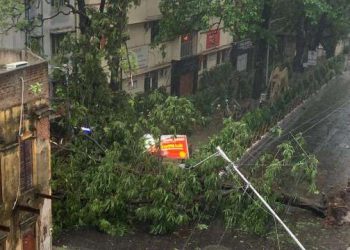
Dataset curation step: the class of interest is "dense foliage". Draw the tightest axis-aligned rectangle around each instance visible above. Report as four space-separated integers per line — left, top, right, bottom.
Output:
52 51 344 237
16 0 343 240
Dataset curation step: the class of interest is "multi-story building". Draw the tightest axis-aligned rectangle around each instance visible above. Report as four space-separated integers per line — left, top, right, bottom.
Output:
88 0 234 96
1 0 234 96
0 0 76 59
0 49 52 250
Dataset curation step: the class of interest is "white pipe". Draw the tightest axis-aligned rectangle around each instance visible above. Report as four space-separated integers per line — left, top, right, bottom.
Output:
216 146 306 250
18 77 25 137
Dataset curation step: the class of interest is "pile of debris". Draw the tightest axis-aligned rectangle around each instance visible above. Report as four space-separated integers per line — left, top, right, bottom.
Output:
326 180 350 225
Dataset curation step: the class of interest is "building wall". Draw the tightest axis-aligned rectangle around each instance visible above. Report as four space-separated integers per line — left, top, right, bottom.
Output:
0 51 51 250
40 3 76 58
125 2 233 94
0 1 76 59
127 0 161 24
0 0 233 95
0 30 26 50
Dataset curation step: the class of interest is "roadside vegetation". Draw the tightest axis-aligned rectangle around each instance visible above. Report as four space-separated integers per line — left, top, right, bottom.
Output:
2 0 348 241
51 29 345 235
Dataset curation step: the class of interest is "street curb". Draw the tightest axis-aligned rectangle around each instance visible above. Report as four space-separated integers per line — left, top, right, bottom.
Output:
238 70 348 167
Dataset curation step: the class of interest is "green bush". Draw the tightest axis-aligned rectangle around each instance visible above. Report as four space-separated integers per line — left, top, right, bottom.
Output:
192 63 244 116
52 53 344 238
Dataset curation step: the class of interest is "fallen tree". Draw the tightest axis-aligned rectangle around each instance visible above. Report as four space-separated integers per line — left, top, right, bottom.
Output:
52 41 346 236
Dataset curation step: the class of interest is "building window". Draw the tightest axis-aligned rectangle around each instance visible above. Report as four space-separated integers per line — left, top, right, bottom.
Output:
202 55 207 70
150 20 160 43
144 71 158 92
181 33 196 58
216 51 221 65
221 49 230 63
51 0 66 8
51 32 67 55
20 140 33 192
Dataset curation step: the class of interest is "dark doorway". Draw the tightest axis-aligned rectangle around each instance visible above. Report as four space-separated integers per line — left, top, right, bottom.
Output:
171 56 199 96
179 72 194 96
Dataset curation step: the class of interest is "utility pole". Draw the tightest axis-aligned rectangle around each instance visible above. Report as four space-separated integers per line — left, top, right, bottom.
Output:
216 146 306 250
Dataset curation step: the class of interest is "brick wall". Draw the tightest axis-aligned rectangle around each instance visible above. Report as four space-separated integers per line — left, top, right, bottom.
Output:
36 117 50 140
0 62 49 110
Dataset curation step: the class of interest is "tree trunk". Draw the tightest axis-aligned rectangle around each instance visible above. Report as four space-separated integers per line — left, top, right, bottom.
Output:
323 35 338 58
293 15 306 72
277 193 327 217
77 0 90 35
99 0 106 13
252 1 272 100
105 2 130 91
308 15 327 51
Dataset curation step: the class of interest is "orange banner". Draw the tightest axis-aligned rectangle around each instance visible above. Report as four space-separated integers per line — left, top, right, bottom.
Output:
160 135 189 160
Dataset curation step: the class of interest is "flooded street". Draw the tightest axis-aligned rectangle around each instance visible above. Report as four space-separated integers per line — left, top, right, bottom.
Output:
54 72 350 250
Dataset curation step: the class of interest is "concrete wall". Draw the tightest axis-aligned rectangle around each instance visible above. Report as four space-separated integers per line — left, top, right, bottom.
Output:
128 0 161 24
41 3 76 58
0 30 26 51
0 50 51 250
197 28 233 55
0 1 76 59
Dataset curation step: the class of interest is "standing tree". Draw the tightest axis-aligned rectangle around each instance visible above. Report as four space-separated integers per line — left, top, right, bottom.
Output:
158 0 350 95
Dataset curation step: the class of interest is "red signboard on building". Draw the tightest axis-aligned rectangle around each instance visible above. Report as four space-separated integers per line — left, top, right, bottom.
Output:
160 135 189 160
206 30 220 49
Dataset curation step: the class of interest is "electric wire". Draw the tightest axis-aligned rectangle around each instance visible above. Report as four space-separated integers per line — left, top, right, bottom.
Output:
217 147 306 249
181 151 226 249
182 87 350 249
241 97 350 167
186 152 220 170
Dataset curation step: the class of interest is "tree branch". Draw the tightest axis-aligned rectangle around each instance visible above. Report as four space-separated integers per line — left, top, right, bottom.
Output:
100 0 106 13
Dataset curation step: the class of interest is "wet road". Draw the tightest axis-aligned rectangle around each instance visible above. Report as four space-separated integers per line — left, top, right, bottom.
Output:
54 71 350 250
242 71 350 195
299 72 350 194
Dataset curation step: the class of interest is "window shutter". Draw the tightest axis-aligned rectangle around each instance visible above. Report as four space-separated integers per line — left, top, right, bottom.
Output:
20 140 33 192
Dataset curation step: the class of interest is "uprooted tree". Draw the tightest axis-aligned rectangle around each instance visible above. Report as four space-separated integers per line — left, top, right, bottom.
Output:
51 36 341 238
51 34 347 237
2 0 345 240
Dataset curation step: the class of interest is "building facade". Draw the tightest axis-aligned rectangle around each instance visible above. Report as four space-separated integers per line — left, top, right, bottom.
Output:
119 0 234 95
0 49 52 250
0 0 76 59
1 0 233 95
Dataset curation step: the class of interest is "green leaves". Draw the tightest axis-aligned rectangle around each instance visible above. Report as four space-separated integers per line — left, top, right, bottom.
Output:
147 96 201 135
52 54 346 237
0 0 24 32
158 0 262 41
